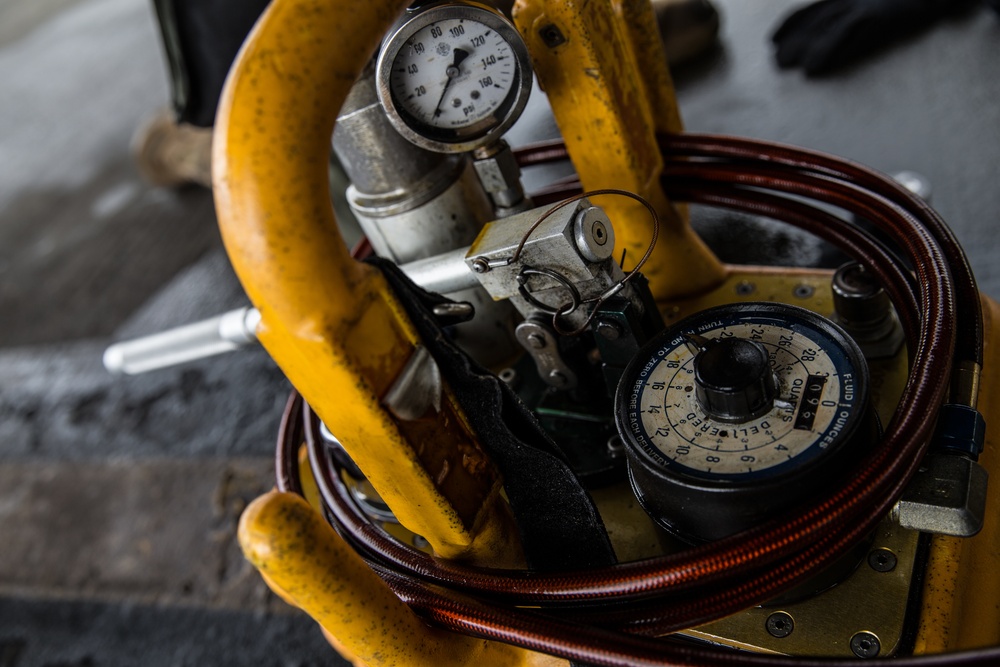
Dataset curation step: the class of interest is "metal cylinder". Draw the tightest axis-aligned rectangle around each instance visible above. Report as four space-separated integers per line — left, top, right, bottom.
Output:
332 67 517 365
401 248 478 294
333 69 494 263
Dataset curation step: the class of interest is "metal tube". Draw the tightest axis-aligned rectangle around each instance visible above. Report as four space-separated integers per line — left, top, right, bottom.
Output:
400 247 477 294
101 248 480 375
103 307 260 375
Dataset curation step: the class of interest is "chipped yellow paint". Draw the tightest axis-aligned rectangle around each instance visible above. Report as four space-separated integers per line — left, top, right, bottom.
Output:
914 294 1000 652
611 0 684 135
240 491 567 667
212 0 519 564
512 0 724 300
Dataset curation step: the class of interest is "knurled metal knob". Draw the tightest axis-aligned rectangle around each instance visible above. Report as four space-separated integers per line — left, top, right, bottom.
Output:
694 337 777 423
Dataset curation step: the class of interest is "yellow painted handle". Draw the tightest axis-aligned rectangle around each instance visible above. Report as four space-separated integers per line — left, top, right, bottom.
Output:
240 491 563 667
512 0 725 299
212 0 520 562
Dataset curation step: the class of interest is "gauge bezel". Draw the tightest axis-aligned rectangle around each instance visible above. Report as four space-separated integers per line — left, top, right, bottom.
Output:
615 303 876 542
375 2 532 154
616 303 871 488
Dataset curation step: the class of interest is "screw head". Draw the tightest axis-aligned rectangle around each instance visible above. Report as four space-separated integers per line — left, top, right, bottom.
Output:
472 257 490 274
526 332 546 349
851 632 881 658
595 319 622 340
498 368 518 388
606 435 625 459
735 280 755 296
867 549 897 573
539 23 566 47
765 612 794 638
794 284 815 299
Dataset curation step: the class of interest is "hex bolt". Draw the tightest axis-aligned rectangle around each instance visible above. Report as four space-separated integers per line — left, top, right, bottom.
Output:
526 332 547 349
832 262 893 328
735 280 756 296
867 549 898 573
591 219 609 246
850 632 881 658
595 319 622 341
765 612 794 639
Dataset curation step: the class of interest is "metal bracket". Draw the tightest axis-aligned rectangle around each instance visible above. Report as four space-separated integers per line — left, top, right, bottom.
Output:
894 453 989 537
382 346 443 421
514 319 578 389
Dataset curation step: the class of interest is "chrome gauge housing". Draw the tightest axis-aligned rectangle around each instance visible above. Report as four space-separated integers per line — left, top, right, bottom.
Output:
376 2 532 153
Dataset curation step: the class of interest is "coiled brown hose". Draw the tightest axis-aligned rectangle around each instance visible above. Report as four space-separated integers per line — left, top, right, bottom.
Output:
658 133 982 369
273 134 996 665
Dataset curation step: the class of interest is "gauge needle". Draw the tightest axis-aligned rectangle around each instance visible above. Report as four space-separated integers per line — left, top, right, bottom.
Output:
432 48 470 118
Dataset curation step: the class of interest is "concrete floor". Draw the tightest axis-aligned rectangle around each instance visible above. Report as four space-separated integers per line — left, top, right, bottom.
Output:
0 0 997 665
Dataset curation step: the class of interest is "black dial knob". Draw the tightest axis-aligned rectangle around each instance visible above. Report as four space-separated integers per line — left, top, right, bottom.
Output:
693 337 778 423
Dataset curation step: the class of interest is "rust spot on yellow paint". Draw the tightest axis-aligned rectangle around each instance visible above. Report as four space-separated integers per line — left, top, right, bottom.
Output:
214 0 516 563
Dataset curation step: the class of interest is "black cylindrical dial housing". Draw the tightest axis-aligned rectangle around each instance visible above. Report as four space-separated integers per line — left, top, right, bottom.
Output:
615 303 877 543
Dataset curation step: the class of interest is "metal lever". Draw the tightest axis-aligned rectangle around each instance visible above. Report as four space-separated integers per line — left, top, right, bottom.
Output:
103 307 261 375
103 199 623 375
100 250 481 376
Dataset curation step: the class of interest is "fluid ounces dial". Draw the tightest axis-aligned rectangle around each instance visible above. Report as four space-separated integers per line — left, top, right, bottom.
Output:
638 322 847 479
616 303 875 542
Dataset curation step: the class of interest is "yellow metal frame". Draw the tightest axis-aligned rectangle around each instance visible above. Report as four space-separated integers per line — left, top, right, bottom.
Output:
512 0 725 299
240 490 562 667
212 0 521 565
215 0 1000 664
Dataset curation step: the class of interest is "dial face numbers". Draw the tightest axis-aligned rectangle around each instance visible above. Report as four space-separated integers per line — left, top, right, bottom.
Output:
377 5 531 153
390 18 515 132
621 314 862 483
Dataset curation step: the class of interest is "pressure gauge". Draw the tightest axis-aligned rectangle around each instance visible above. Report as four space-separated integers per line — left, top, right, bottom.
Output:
615 303 877 542
376 2 532 153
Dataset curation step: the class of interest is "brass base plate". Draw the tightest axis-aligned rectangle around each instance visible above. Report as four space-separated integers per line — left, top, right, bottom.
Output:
687 519 918 657
648 268 917 657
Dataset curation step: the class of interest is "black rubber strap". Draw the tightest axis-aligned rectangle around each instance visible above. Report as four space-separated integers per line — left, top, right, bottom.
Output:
371 258 616 571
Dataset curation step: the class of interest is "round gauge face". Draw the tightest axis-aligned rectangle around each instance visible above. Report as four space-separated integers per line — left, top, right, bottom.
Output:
376 4 532 153
618 304 868 484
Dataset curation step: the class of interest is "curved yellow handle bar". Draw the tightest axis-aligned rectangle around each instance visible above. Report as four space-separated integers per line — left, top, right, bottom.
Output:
241 491 562 667
513 0 725 298
212 0 517 563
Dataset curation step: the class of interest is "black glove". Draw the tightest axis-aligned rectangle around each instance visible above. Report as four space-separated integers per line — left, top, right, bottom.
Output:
772 0 976 76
